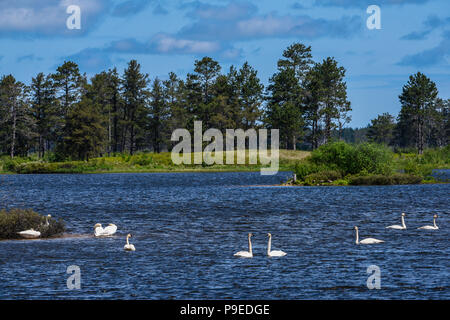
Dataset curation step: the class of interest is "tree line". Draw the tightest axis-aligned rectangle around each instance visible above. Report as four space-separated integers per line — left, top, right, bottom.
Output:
366 72 449 154
0 42 447 160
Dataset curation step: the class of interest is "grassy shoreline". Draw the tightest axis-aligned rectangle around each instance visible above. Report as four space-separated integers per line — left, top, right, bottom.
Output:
0 150 309 174
1 146 448 188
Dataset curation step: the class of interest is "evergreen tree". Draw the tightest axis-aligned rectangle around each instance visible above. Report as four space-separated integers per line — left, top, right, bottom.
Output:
367 113 395 145
265 68 303 149
277 42 313 82
191 57 221 128
0 75 34 157
237 62 264 129
313 57 351 144
164 72 189 150
149 78 170 153
398 72 438 154
52 61 82 116
121 60 150 154
30 73 59 157
107 68 124 153
304 65 323 149
63 97 105 160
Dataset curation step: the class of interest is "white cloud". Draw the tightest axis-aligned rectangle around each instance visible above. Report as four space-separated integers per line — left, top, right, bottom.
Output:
153 34 220 54
0 0 110 36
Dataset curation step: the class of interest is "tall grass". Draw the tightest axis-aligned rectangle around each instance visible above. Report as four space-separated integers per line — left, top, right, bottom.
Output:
0 150 310 174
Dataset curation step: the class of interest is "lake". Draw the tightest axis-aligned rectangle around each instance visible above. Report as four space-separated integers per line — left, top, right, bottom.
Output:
0 172 448 299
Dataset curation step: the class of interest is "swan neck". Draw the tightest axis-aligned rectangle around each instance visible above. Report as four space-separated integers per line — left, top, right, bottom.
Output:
433 218 437 228
126 236 130 245
355 229 359 244
401 216 406 228
248 236 252 254
267 236 272 254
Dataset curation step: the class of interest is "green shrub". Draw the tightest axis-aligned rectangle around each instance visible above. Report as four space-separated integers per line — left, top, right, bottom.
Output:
309 141 393 175
130 154 154 166
294 162 321 180
349 173 422 185
333 179 349 186
353 143 394 175
421 146 450 165
310 141 353 173
304 170 342 185
0 208 65 239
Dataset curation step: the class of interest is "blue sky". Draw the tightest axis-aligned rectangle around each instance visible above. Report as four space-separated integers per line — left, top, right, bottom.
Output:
0 0 449 127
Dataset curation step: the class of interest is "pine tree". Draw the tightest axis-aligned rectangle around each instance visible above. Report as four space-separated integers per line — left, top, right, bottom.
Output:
237 62 264 129
398 72 438 154
277 42 313 82
312 57 351 144
149 78 170 153
121 60 150 154
164 72 189 151
63 97 105 160
0 75 35 157
52 61 82 116
265 68 303 149
367 113 395 145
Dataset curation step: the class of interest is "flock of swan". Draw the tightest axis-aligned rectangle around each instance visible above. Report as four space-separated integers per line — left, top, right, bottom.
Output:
356 213 439 245
234 233 287 258
93 223 135 251
234 213 440 256
17 220 136 251
17 212 439 254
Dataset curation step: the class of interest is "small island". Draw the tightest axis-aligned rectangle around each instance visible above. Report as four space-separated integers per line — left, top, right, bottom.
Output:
282 141 449 186
0 208 65 240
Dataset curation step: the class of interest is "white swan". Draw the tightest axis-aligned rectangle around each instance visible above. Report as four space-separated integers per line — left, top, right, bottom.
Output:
18 214 51 239
94 223 117 237
386 213 406 230
267 233 287 257
418 215 439 230
18 228 41 239
43 214 51 227
124 234 136 251
234 233 253 258
355 226 384 244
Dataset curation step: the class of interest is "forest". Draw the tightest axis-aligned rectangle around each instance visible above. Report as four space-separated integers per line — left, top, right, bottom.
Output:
0 42 448 163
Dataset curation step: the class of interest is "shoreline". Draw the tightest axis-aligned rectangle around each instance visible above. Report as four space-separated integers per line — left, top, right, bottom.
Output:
0 166 294 175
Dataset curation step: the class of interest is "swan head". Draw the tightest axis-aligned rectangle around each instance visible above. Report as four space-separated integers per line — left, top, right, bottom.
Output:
354 226 358 230
248 233 253 238
434 214 438 218
127 233 132 238
401 213 406 216
108 223 116 227
94 223 102 229
267 233 272 237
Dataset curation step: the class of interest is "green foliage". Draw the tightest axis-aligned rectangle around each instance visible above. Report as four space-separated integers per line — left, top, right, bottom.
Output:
294 162 321 180
62 97 106 161
309 141 393 175
289 141 442 186
367 113 395 145
0 208 65 239
349 174 422 186
397 72 439 154
421 146 450 165
304 170 342 185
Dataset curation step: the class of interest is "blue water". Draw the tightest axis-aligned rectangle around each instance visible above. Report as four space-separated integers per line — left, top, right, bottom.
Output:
0 172 448 299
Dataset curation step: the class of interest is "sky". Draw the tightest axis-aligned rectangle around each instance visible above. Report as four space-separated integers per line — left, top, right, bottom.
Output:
0 0 449 128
